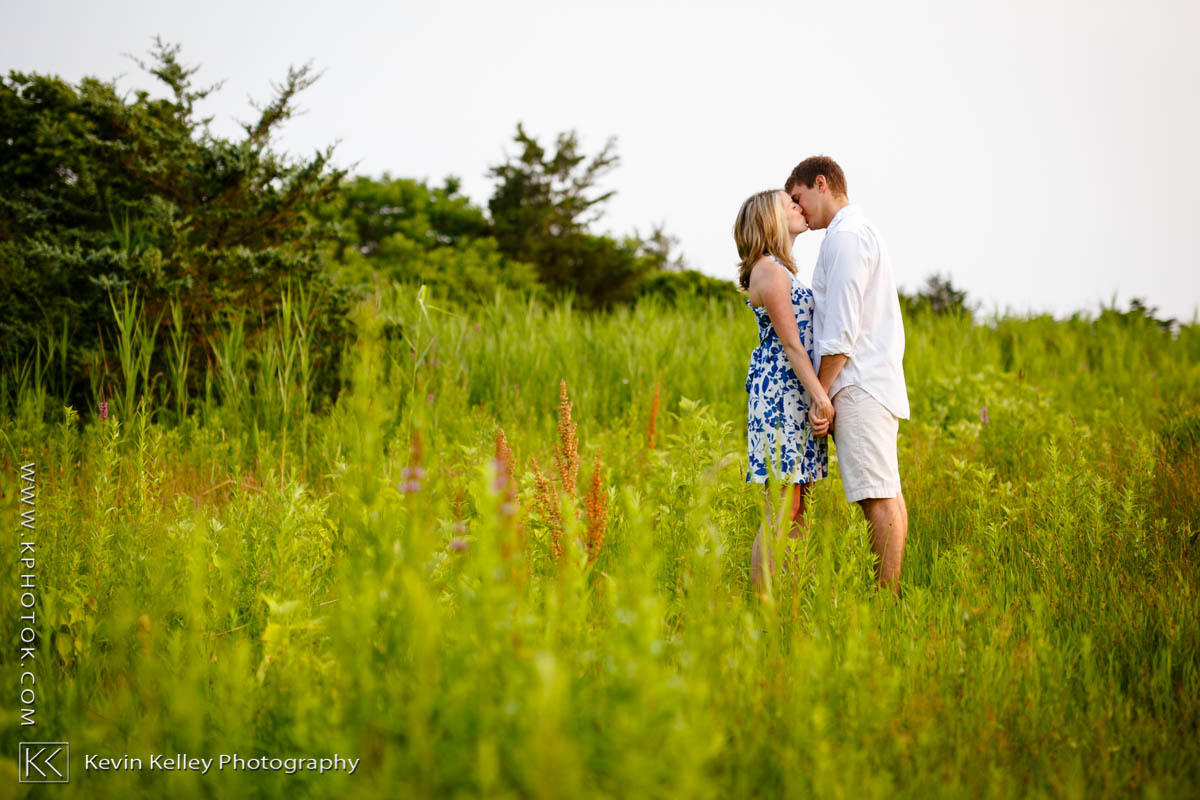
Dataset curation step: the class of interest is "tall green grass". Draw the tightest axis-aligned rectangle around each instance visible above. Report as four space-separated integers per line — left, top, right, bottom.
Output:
1 284 1197 798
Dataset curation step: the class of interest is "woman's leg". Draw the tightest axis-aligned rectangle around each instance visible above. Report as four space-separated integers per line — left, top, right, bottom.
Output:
785 482 811 538
752 482 811 593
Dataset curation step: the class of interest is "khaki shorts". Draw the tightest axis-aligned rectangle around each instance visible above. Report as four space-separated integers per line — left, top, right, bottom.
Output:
831 385 901 503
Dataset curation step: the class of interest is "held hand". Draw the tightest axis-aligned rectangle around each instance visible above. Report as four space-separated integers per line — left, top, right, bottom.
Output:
809 393 835 438
810 412 829 438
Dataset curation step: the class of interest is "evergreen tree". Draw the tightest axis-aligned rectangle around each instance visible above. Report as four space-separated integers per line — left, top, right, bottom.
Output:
319 173 541 304
0 38 352 408
486 123 678 308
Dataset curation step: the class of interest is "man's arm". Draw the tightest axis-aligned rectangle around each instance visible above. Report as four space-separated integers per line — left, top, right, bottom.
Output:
818 354 847 394
817 230 871 391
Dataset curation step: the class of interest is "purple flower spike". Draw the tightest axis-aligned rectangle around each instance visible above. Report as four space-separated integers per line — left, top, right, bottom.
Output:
449 537 469 551
99 401 108 420
981 404 990 424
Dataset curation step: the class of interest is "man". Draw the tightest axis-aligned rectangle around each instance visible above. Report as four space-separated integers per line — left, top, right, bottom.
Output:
786 156 910 594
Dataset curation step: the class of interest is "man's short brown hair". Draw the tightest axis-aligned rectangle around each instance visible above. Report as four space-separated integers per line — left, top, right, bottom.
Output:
785 156 848 197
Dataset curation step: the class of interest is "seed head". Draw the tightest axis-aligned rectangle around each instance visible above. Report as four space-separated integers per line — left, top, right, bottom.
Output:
556 380 579 495
531 456 564 561
495 428 515 495
585 452 608 565
646 382 661 450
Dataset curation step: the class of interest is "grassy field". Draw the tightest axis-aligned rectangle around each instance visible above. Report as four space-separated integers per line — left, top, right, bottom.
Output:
2 285 1198 799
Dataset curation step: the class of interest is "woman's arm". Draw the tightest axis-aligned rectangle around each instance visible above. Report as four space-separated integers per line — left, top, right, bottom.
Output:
749 259 834 432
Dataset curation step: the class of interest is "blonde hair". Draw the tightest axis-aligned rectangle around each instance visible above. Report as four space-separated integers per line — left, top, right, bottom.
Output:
734 190 797 291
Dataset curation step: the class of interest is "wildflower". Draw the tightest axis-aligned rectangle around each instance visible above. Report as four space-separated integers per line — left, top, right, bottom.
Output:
555 380 579 495
495 428 514 486
398 433 426 493
645 382 661 450
585 452 608 565
981 404 990 424
99 400 108 420
494 428 518 516
531 457 563 561
449 537 469 551
427 393 435 403
496 429 524 573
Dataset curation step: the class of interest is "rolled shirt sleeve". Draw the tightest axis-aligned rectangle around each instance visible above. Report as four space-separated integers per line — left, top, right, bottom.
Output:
809 204 909 419
817 230 871 358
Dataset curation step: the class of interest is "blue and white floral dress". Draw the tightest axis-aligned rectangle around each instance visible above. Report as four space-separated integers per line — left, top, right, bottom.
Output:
745 256 829 484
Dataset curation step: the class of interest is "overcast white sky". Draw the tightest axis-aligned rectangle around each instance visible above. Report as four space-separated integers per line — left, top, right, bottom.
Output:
5 0 1198 320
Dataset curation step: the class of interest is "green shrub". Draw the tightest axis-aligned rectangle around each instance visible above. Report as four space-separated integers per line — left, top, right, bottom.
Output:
0 39 353 411
638 270 741 305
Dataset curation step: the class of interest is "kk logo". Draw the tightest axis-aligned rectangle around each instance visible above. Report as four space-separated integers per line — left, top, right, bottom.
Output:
18 742 69 783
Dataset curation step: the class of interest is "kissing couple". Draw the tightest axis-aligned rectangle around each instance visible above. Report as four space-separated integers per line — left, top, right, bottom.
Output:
738 156 910 595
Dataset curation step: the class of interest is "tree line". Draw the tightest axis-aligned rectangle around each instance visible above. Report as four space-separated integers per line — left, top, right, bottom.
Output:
1 39 735 410
2 40 1170 413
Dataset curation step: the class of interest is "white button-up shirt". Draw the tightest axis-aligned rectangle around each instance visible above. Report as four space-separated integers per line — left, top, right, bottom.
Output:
811 204 910 419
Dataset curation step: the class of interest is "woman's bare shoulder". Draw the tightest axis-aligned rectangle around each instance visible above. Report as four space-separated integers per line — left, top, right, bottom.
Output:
747 256 787 305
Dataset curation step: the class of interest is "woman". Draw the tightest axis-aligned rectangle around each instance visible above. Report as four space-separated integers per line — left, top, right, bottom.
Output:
735 189 834 593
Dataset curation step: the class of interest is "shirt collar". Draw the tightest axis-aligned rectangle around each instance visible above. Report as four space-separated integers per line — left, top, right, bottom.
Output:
827 203 859 232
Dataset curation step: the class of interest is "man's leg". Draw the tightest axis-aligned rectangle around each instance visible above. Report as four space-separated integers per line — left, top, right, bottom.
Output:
858 492 906 593
833 386 905 593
